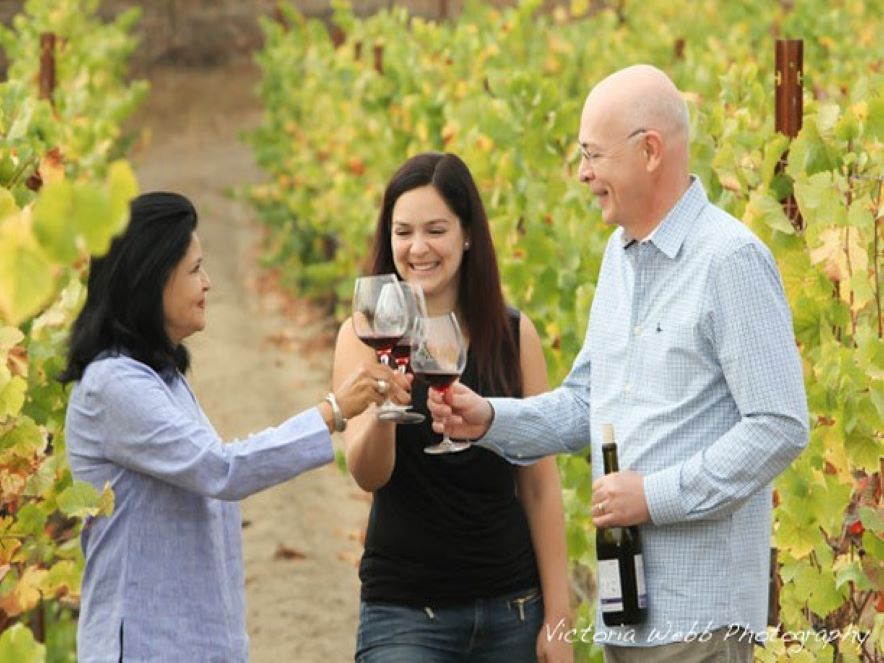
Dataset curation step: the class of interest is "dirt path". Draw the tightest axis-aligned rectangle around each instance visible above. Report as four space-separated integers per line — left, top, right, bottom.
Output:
127 62 368 663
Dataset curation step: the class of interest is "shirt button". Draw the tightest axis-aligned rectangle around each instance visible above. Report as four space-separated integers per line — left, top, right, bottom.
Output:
634 325 642 336
624 383 632 393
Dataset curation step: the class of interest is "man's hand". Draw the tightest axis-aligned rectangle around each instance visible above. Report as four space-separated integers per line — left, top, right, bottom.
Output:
426 382 494 440
591 470 651 527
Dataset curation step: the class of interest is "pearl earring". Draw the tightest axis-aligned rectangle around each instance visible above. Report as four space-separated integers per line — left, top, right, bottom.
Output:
464 241 470 250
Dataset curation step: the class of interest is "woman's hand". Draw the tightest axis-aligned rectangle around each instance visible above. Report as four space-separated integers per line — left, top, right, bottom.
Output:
536 616 574 663
334 362 411 420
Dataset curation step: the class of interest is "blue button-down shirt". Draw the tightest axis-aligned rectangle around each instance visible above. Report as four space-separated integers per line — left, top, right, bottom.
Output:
480 178 808 645
65 354 334 662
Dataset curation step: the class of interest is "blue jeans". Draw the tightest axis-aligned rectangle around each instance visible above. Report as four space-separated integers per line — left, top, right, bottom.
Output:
355 587 543 662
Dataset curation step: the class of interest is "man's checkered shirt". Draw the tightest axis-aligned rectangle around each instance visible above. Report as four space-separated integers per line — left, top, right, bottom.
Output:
479 177 808 646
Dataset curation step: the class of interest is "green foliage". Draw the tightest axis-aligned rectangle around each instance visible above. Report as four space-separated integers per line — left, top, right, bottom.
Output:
249 1 882 660
0 624 44 663
0 0 143 656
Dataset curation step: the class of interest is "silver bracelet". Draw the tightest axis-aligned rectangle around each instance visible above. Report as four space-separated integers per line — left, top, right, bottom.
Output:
324 392 347 432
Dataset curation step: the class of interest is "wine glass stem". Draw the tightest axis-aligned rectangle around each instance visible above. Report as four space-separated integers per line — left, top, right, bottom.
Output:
435 388 450 443
378 352 393 408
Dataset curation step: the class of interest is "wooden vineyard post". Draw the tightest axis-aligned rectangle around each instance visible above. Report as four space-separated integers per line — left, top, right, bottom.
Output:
39 32 56 105
373 44 384 75
775 39 804 230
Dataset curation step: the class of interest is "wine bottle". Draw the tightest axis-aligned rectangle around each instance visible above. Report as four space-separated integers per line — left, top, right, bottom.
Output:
596 423 648 626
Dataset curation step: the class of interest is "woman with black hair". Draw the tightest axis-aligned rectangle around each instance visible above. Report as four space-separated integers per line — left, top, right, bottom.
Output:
333 154 572 662
62 191 408 662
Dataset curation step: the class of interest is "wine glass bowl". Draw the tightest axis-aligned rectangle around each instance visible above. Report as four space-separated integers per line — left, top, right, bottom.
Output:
352 275 408 417
410 312 469 454
377 282 428 425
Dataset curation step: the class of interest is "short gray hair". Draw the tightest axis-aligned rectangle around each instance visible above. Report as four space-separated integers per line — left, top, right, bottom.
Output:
628 92 690 141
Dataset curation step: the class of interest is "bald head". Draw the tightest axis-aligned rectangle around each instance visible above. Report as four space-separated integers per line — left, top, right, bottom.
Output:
577 65 693 238
582 65 690 147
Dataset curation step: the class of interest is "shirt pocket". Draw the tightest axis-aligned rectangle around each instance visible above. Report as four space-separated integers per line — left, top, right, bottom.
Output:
636 321 712 404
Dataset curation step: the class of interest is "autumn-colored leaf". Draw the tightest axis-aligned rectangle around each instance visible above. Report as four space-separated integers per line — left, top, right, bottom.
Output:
273 544 306 561
808 227 868 289
0 565 47 617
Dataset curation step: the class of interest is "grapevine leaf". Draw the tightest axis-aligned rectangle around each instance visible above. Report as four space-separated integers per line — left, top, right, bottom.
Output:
746 191 795 235
31 180 78 264
846 199 873 229
9 503 45 536
834 560 874 592
857 506 884 535
0 188 16 221
866 94 884 140
0 417 44 456
844 431 881 472
0 375 27 421
42 560 79 597
795 563 847 617
0 565 47 617
0 216 55 326
0 623 45 663
56 481 103 519
107 160 138 226
0 327 24 354
808 228 867 285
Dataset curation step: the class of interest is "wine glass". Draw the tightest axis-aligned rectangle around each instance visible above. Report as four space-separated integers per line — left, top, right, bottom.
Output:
377 282 428 424
352 274 408 418
410 312 469 454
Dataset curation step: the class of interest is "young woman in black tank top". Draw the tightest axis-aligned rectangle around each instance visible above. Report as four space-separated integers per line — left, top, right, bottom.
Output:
333 153 572 662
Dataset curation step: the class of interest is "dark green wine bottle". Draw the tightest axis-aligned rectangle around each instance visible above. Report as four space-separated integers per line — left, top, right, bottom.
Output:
596 423 647 626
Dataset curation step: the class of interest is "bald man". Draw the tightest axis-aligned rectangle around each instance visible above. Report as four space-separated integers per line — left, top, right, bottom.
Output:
428 65 808 662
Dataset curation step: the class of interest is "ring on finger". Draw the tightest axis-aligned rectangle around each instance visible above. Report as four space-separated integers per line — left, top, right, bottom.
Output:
376 378 388 395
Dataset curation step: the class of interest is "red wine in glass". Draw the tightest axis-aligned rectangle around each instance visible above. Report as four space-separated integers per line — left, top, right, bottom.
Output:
376 282 428 425
414 370 460 391
352 275 408 418
410 312 469 454
390 342 411 370
356 333 403 356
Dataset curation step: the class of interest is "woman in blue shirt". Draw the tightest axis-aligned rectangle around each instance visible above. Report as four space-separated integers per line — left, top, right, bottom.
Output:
61 191 408 662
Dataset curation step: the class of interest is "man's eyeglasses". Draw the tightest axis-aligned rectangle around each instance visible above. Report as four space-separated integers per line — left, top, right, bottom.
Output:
577 128 648 165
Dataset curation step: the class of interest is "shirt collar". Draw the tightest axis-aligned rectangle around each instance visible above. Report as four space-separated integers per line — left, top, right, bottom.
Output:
620 176 708 258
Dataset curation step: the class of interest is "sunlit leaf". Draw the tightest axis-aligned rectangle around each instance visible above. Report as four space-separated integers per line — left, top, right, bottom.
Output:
56 481 104 519
0 188 16 221
746 191 796 235
858 505 884 535
0 623 45 663
0 564 47 616
0 375 27 421
0 215 55 326
32 180 78 264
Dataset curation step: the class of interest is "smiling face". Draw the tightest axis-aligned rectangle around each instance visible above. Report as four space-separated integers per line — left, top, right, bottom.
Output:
390 185 467 314
577 107 648 231
162 232 211 345
576 65 692 239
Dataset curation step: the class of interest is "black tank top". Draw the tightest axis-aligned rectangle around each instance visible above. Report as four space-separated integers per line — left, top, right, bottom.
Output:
359 309 540 605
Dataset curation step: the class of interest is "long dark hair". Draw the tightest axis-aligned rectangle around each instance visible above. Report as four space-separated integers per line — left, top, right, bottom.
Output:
59 192 198 383
368 153 521 396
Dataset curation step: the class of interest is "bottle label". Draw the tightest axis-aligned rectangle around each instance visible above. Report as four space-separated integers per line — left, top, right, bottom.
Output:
635 554 648 609
598 559 624 612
